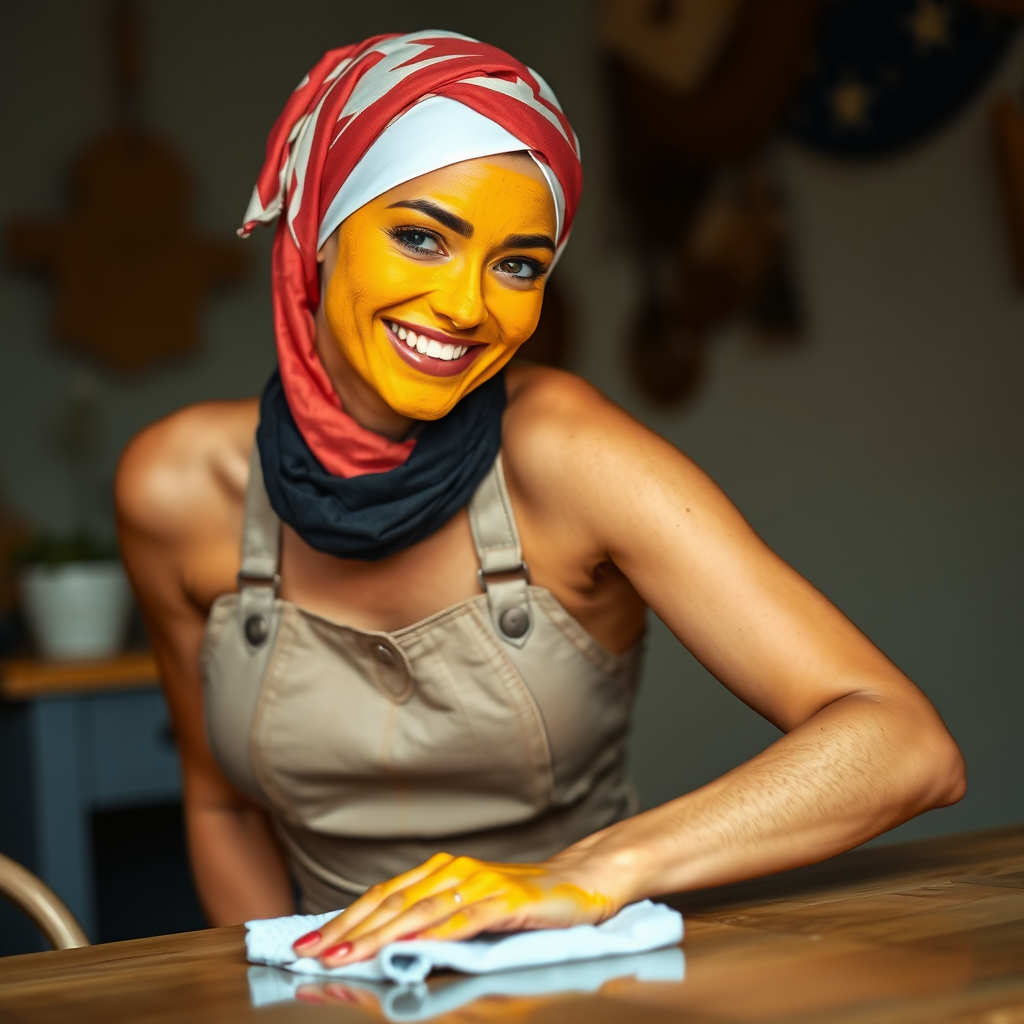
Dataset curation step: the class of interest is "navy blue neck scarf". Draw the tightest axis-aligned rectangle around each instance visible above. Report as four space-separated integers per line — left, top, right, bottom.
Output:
256 370 505 561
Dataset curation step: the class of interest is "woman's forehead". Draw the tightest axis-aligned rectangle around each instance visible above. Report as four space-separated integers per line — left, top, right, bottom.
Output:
377 155 556 225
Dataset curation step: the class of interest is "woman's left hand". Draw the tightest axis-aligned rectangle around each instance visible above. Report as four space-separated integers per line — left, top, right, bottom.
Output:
290 852 620 967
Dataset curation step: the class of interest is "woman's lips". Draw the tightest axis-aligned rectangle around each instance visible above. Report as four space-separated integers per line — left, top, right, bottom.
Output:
383 319 484 378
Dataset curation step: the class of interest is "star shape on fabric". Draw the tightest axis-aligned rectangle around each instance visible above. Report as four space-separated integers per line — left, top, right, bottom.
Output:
905 0 954 52
830 77 874 129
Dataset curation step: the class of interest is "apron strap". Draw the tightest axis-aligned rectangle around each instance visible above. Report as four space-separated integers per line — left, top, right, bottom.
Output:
238 444 281 651
467 452 533 648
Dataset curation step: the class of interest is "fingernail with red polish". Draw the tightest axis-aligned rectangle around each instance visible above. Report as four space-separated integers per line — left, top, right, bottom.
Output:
398 932 420 941
321 942 353 962
292 930 321 951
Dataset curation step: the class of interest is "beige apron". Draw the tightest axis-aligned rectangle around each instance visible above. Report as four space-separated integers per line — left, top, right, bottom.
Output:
201 448 644 912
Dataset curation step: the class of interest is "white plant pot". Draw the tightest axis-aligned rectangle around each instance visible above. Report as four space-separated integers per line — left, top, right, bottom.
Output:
20 561 131 661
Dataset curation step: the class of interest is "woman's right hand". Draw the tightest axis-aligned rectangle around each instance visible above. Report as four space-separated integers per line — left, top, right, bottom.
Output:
290 850 622 968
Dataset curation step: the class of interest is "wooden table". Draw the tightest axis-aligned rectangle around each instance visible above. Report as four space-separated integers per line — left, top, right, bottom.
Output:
2 824 1024 1022
0 652 179 946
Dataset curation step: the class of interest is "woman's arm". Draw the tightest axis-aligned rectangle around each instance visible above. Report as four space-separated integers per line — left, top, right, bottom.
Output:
545 381 966 898
115 408 294 926
296 372 964 965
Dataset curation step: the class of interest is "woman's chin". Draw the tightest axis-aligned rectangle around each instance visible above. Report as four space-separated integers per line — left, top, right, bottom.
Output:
376 362 503 421
381 390 461 422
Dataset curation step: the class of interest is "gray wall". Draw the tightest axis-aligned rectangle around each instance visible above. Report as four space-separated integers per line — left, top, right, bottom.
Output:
2 2 1021 845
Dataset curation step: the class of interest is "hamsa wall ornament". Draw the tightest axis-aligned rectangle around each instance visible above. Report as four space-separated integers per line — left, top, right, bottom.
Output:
5 0 246 373
7 130 245 372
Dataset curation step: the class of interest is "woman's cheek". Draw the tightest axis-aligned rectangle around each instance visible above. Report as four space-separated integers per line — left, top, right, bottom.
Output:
370 258 423 297
489 289 544 350
323 287 365 369
336 232 412 305
324 262 395 367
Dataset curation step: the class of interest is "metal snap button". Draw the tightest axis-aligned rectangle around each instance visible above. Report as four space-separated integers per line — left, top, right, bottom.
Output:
372 642 397 666
244 614 269 646
499 607 530 639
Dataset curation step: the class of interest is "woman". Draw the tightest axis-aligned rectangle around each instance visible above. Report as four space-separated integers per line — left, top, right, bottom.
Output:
117 30 965 968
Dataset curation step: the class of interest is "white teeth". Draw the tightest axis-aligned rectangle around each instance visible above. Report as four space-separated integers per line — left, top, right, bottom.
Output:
389 322 472 361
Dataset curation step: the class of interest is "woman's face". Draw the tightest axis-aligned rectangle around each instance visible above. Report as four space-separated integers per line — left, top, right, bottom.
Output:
320 153 557 421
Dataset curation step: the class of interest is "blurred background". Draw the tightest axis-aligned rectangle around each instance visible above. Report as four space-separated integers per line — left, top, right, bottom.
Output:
1 0 1022 954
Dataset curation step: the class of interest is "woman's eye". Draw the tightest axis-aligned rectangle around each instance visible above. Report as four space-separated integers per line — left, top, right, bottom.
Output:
393 228 442 254
496 258 542 281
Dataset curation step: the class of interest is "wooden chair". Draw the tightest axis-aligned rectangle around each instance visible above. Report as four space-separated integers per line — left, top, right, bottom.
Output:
0 852 89 950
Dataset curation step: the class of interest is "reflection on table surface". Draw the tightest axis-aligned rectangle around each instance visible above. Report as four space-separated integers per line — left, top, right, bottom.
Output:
2 824 1024 1022
249 948 685 1021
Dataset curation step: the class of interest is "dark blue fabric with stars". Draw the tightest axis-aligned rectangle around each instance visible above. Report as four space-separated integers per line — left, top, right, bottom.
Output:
786 0 1017 159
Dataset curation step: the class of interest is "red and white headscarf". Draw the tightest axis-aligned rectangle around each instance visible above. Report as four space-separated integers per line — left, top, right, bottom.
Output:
240 30 583 477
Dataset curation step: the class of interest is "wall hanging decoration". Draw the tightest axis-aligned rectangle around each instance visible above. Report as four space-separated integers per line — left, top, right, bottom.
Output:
786 0 1017 159
602 0 1021 406
788 0 1024 289
973 0 1024 290
600 0 818 404
5 1 246 372
992 89 1024 288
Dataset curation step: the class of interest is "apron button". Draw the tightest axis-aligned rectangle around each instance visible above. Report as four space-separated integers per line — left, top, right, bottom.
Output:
371 642 397 666
244 614 269 646
499 607 530 638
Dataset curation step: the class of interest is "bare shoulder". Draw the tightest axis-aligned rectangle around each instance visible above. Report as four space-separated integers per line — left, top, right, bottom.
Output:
505 365 627 462
504 363 610 424
115 399 259 543
501 364 734 576
502 364 683 499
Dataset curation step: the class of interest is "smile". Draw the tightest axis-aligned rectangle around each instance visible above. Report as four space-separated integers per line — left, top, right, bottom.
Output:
383 319 484 377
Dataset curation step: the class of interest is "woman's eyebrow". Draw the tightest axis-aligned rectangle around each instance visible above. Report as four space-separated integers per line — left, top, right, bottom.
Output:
501 233 555 252
386 199 473 238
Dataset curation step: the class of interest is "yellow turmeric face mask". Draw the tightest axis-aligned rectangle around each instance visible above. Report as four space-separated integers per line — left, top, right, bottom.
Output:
320 154 557 421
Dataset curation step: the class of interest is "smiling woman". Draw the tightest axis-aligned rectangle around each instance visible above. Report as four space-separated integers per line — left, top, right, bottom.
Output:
115 30 965 974
319 152 557 425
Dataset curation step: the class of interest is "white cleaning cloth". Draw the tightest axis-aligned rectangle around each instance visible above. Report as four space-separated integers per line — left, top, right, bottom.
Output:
245 899 683 985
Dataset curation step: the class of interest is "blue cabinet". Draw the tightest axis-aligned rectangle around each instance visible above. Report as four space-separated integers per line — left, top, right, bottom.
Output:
86 690 181 807
1 684 182 944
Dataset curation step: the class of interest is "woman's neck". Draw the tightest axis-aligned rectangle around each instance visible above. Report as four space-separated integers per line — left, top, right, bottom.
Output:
314 304 415 442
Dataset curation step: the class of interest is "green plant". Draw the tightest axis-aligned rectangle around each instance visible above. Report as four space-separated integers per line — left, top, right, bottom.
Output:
14 532 119 568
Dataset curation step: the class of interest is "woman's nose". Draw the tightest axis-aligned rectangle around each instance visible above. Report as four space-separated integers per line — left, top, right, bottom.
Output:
430 259 488 331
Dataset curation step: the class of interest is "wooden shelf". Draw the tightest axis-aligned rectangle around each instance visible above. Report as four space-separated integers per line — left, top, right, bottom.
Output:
0 651 159 700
